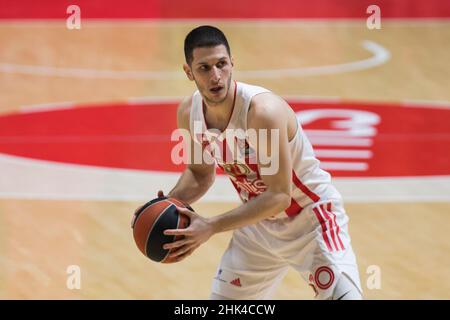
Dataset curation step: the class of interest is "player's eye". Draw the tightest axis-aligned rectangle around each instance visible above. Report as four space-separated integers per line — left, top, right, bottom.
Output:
199 65 209 71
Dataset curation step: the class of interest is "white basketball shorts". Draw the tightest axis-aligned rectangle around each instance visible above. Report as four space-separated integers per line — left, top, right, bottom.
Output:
211 198 363 299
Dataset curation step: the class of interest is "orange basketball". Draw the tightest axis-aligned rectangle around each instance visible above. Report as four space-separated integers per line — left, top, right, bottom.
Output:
131 197 191 263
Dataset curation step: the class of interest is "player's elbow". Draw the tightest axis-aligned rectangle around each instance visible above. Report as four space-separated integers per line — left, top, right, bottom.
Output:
200 169 216 193
281 192 291 211
274 191 291 212
205 171 215 188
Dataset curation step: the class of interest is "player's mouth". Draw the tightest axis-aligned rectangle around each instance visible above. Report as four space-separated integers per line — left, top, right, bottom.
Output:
209 85 224 95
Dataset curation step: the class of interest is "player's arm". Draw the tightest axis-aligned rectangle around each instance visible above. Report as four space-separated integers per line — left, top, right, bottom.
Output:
164 94 292 261
165 97 216 205
207 93 292 231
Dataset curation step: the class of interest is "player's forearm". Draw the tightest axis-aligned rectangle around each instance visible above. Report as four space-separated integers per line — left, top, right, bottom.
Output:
167 167 214 205
209 190 291 233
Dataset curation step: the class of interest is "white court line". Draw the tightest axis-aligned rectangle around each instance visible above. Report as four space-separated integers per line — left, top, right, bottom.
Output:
305 129 367 137
127 96 183 105
236 41 390 78
20 101 75 113
0 134 169 143
320 162 368 171
0 63 184 80
402 99 450 109
17 96 448 116
0 152 449 203
0 41 390 79
308 137 372 147
0 152 239 202
314 149 372 159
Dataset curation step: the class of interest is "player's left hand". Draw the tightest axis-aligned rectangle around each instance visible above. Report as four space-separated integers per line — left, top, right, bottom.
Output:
163 206 215 262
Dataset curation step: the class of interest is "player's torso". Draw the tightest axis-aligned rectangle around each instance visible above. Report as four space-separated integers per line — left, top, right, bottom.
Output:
189 81 341 218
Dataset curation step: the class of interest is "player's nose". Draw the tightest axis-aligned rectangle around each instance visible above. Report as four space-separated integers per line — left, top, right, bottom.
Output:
210 66 221 82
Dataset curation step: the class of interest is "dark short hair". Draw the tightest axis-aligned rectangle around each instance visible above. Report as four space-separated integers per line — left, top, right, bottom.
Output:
184 25 231 65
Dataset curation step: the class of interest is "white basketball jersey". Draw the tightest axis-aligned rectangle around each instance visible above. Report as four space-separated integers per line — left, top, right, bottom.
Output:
189 81 342 218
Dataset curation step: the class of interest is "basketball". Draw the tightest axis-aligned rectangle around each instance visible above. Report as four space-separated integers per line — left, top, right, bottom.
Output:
131 196 191 263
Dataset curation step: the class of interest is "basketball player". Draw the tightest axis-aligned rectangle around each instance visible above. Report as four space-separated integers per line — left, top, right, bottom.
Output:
151 26 363 300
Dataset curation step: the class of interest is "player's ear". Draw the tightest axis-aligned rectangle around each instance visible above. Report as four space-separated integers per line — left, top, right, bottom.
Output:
183 63 194 81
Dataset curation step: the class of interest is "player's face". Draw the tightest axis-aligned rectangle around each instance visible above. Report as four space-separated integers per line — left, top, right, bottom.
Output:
184 45 234 105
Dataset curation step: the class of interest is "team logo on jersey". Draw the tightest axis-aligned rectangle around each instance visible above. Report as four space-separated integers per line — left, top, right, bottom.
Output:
221 162 252 177
314 266 335 290
233 177 267 195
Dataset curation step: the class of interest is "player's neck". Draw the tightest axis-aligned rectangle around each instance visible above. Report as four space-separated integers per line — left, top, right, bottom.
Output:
203 81 237 131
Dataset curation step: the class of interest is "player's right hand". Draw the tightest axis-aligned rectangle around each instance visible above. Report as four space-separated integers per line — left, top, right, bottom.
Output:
131 191 166 228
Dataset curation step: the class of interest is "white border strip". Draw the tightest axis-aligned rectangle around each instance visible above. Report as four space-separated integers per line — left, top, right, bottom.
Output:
1 18 450 26
2 98 450 203
15 96 450 116
0 152 448 203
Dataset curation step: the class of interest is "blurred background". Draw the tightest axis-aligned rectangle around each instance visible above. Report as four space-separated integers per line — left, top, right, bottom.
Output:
0 0 449 299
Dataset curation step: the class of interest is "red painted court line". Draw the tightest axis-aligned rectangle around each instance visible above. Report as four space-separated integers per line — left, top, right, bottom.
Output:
0 100 449 177
1 0 450 19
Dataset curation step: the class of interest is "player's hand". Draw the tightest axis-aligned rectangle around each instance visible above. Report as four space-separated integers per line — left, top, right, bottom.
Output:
163 206 215 262
131 204 145 228
131 190 166 228
134 190 165 215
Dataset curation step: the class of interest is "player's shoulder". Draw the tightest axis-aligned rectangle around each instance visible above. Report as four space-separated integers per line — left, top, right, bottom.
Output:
177 95 193 114
248 91 289 126
176 95 193 129
250 91 286 108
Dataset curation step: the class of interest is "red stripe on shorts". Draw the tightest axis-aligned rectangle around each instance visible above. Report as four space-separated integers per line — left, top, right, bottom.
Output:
313 207 333 252
320 204 339 252
326 202 345 250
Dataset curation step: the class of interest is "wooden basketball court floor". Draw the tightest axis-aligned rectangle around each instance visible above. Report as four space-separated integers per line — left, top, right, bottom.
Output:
0 20 449 299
